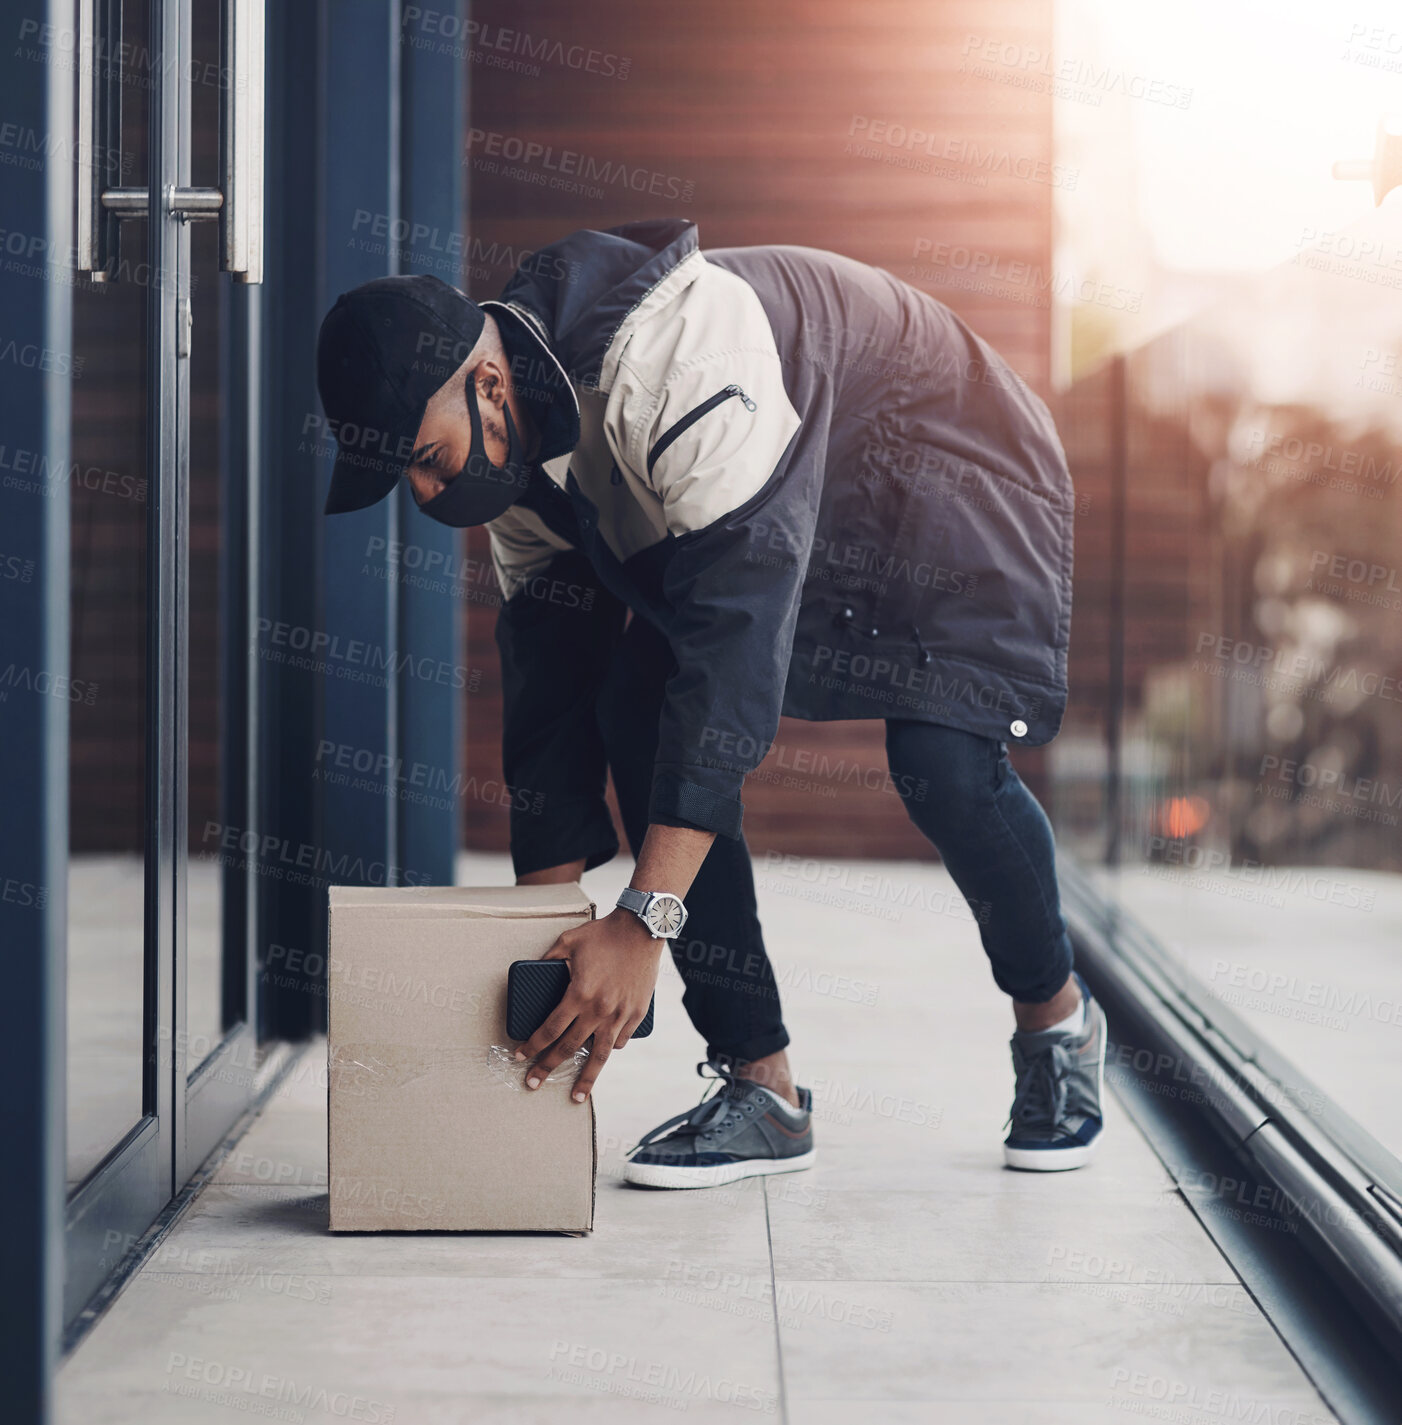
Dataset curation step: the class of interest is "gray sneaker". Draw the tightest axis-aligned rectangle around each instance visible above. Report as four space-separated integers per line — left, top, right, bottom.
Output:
1004 973 1107 1171
622 1060 816 1189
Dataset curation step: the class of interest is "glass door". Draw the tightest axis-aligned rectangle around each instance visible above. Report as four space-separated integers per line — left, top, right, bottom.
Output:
65 0 264 1325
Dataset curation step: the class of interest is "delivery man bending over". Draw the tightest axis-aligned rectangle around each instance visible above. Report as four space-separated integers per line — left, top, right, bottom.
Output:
316 219 1105 1186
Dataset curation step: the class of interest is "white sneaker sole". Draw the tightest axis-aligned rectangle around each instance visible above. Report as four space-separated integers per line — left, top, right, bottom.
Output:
623 1148 816 1190
1003 1138 1100 1171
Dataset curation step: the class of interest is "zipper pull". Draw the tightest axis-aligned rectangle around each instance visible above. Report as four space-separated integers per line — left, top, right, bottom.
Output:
726 384 757 412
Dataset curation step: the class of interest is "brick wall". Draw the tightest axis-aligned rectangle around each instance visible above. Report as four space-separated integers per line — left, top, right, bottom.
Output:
461 0 1057 862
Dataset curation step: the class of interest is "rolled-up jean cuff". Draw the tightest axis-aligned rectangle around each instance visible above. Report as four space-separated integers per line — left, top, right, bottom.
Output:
510 798 619 878
990 931 1075 1004
706 1024 790 1067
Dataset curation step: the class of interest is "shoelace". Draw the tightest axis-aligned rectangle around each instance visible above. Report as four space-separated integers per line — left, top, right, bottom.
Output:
1007 1040 1073 1131
624 1059 754 1159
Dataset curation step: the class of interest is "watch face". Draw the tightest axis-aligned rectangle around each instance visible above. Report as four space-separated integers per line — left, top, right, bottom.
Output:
644 894 685 937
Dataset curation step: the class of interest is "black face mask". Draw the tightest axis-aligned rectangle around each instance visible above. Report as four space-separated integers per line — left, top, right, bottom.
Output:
416 370 532 528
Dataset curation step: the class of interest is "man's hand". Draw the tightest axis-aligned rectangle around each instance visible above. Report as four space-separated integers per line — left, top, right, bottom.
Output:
513 822 715 1101
514 908 663 1102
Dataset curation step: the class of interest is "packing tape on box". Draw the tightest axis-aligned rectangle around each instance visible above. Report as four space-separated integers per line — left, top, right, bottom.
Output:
329 1043 589 1095
485 1043 590 1091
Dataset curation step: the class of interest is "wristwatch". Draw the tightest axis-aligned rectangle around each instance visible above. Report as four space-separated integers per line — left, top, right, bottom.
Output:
616 887 689 939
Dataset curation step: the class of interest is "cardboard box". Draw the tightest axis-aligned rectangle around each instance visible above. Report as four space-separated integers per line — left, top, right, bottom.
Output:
326 883 597 1233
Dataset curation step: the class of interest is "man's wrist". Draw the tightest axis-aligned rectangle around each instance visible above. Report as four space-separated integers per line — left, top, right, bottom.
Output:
607 905 666 951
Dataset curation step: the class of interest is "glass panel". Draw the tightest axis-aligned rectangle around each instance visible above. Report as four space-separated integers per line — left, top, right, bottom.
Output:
66 0 151 1188
1053 200 1402 1163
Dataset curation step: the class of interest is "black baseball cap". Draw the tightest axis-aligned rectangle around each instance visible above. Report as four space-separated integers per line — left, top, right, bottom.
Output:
316 274 486 515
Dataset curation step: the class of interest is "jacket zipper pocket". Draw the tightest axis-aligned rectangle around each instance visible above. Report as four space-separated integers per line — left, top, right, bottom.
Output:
646 384 756 477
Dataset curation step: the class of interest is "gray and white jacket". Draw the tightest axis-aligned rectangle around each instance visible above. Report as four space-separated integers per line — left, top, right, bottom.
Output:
482 220 1074 875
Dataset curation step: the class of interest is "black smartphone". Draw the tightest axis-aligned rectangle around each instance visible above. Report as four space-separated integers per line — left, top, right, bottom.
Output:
506 959 655 1042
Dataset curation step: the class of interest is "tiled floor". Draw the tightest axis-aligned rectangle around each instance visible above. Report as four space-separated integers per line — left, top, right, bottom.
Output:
58 852 1338 1424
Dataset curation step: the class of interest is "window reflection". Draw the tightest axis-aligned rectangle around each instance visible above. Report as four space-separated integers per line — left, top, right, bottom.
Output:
1053 203 1402 1161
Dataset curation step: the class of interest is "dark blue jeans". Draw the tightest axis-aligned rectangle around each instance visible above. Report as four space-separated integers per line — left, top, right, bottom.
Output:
597 615 1075 1065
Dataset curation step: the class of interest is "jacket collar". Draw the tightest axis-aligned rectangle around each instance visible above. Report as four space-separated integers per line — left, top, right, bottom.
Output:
479 299 581 463
496 220 700 389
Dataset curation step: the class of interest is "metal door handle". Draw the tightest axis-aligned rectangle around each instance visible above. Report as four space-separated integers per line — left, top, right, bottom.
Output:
76 0 265 282
101 188 224 219
221 0 265 283
76 0 121 279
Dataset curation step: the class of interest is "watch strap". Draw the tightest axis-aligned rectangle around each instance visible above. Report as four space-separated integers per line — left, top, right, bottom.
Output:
616 887 649 917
